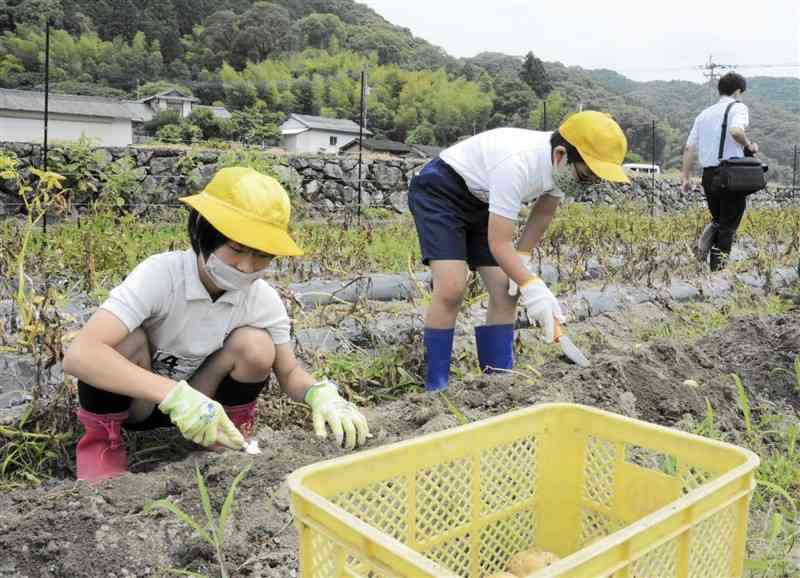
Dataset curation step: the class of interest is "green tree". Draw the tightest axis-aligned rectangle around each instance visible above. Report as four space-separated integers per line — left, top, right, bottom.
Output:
293 13 345 49
156 123 183 143
519 51 551 98
144 110 182 134
492 75 537 124
231 2 292 69
406 122 436 145
345 26 409 65
227 102 283 144
8 0 64 27
291 77 317 115
187 107 225 140
202 9 238 68
528 90 568 131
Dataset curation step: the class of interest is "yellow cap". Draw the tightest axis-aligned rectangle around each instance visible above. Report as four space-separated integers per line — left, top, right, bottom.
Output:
180 167 304 257
558 111 630 183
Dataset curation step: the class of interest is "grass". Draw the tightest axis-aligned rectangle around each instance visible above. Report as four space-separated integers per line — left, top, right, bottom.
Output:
685 382 800 578
314 342 425 403
630 290 793 344
2 203 798 297
145 464 252 578
770 355 800 394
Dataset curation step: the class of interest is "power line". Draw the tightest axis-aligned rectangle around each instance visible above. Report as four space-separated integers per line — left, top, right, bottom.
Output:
699 55 800 101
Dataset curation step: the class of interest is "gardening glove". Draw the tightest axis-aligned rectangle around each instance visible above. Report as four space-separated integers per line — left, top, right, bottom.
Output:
508 251 535 296
518 277 565 343
305 380 370 450
158 381 245 450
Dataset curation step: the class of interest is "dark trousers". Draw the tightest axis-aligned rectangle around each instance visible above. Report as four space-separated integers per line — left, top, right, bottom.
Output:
702 167 747 270
78 377 267 431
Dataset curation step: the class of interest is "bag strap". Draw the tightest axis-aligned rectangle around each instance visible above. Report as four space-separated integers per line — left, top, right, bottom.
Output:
718 101 737 161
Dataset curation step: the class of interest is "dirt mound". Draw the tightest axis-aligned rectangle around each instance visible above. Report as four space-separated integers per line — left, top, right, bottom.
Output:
0 308 798 577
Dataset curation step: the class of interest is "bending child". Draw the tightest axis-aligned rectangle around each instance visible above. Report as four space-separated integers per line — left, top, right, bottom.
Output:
64 167 370 482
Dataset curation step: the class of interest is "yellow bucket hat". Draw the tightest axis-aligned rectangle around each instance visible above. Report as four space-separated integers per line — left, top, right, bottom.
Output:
180 167 304 257
558 111 630 183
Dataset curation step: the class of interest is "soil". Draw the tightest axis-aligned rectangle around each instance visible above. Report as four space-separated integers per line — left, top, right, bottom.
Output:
1 300 798 578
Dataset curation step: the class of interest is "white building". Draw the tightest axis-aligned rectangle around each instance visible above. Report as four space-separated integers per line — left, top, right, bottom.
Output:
0 88 233 147
280 113 370 153
0 88 135 147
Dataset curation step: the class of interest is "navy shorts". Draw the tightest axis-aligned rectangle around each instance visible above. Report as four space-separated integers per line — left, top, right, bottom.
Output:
408 158 496 270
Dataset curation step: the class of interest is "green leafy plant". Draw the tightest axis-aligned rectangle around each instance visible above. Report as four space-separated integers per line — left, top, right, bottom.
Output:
732 373 753 436
770 355 800 394
2 158 68 350
145 464 252 578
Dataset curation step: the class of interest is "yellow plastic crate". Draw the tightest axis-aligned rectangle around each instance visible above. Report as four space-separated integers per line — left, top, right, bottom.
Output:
288 403 759 577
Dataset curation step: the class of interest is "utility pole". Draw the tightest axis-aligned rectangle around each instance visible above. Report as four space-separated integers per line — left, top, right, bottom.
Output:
700 55 732 102
793 144 798 193
356 69 368 224
42 18 51 234
541 101 547 131
651 119 656 214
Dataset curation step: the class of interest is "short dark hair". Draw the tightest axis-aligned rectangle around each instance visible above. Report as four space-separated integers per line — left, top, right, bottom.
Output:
718 72 746 96
550 130 585 164
187 209 228 259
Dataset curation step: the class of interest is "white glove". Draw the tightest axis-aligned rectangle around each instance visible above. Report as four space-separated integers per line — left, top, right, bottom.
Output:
518 278 565 343
305 380 370 450
508 252 535 296
158 381 245 450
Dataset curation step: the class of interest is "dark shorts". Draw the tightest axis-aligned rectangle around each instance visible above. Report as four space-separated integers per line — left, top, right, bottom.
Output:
123 408 174 431
408 157 496 270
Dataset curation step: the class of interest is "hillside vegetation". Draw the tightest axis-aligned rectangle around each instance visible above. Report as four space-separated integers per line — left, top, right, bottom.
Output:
0 0 797 180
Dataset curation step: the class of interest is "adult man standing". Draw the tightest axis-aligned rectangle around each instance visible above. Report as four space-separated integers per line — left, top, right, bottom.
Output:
682 72 759 271
408 111 629 392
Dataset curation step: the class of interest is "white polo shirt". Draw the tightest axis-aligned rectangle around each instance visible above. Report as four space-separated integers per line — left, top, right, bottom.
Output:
686 96 749 168
439 128 562 221
101 249 291 381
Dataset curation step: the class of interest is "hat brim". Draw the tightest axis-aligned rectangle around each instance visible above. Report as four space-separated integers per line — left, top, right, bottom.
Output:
583 154 630 184
180 194 304 257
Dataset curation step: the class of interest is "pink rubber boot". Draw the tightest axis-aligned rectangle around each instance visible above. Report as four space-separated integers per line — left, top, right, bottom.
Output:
224 401 258 440
76 409 129 483
206 401 257 451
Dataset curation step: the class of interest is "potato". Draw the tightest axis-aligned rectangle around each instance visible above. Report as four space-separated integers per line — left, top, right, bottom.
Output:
507 548 560 576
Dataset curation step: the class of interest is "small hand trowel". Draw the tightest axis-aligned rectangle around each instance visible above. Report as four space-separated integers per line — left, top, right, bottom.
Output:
554 318 591 367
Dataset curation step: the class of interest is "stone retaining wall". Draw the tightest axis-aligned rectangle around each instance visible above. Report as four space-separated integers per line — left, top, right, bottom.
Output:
1 142 797 217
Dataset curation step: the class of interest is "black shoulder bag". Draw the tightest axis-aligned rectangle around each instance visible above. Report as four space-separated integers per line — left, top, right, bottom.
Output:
715 101 767 196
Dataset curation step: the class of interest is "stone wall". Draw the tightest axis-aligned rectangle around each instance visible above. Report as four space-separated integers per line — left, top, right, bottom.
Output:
0 142 796 217
0 142 427 216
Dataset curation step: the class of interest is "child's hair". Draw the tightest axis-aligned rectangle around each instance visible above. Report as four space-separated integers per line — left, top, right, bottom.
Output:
550 130 585 165
187 209 228 259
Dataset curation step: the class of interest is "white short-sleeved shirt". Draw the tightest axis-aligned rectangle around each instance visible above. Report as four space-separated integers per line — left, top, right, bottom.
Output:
101 249 291 381
686 96 750 168
439 128 562 221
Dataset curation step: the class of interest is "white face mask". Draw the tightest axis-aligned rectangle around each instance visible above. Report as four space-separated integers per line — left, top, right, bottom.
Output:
203 253 268 292
552 162 590 198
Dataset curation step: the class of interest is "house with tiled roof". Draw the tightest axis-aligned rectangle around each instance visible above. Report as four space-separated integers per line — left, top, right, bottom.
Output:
0 88 136 146
0 88 232 146
280 113 372 153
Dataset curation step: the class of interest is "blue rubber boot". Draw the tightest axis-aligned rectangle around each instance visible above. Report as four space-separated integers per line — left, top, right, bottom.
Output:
423 327 454 392
475 324 514 373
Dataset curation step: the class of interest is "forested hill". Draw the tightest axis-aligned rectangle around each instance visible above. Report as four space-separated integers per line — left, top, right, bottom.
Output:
587 69 800 181
0 0 797 181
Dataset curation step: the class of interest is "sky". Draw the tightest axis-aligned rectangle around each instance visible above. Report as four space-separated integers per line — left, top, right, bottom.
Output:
358 0 800 83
